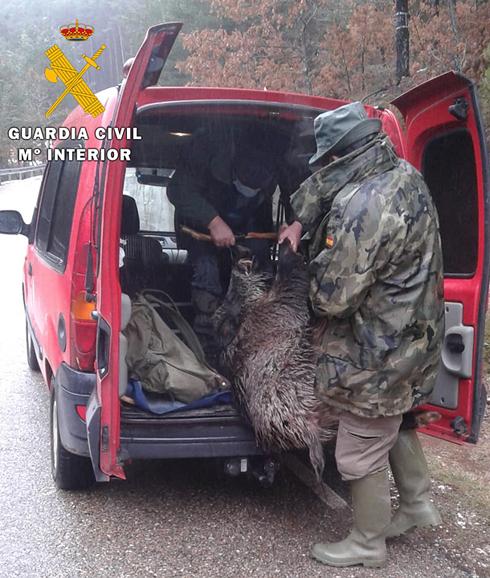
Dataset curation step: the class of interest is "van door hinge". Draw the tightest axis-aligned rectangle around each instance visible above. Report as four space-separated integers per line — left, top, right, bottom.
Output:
117 448 128 466
448 97 468 121
101 425 109 452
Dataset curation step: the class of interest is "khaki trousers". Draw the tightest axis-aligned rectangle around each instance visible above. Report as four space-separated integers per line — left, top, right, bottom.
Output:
335 411 403 481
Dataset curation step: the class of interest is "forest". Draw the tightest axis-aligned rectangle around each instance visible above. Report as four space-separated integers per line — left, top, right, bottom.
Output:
0 0 489 166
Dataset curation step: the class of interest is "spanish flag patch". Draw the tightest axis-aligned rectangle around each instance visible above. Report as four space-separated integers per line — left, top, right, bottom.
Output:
325 235 335 248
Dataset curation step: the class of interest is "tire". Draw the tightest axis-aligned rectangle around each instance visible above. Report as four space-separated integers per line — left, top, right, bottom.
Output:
25 320 40 371
50 387 95 490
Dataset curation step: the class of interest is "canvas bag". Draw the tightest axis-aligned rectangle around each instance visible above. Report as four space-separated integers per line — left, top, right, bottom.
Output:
124 290 229 403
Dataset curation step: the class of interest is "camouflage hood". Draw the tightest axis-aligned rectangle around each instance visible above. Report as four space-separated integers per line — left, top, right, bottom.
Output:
291 135 398 239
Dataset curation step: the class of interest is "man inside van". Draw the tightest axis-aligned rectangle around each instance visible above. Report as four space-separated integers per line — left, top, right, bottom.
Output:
168 129 278 366
279 102 444 568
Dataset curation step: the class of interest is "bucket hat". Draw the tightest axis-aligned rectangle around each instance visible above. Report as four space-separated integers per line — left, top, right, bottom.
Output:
309 102 381 166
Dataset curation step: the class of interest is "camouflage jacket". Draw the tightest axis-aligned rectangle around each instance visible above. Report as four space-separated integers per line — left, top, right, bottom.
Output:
291 136 445 418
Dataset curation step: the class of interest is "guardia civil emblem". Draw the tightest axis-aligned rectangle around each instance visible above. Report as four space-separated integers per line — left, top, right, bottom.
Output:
44 20 106 118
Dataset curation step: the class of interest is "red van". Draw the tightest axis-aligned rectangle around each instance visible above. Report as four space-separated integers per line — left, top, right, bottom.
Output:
0 23 488 489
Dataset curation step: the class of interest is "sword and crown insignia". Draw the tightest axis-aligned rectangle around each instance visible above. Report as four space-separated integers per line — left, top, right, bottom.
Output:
44 43 106 118
60 19 94 42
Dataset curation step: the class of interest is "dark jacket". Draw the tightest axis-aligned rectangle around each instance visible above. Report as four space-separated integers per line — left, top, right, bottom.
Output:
167 163 274 233
167 135 275 242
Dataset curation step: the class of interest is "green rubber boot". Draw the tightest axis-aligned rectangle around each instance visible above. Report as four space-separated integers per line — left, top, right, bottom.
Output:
386 429 442 538
312 469 390 568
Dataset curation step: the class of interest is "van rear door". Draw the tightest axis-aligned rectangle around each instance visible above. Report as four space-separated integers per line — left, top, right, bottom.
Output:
392 71 490 443
93 23 182 479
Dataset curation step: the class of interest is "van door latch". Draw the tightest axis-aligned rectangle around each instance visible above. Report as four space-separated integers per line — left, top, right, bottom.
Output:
446 333 465 354
450 416 468 437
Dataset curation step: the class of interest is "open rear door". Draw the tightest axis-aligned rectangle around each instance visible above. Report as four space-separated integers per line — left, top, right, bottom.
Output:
92 23 182 479
392 72 489 443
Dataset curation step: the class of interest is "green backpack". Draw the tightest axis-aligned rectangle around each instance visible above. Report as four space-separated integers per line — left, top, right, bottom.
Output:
124 290 229 403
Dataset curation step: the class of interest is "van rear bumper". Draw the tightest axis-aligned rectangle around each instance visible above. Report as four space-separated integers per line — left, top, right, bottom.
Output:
119 406 263 460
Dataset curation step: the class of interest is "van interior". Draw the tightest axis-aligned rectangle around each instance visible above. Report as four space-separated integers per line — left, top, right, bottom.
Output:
118 101 321 421
121 101 320 297
117 99 483 429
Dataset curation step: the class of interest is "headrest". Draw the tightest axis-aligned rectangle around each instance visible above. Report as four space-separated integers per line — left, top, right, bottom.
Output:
121 195 140 236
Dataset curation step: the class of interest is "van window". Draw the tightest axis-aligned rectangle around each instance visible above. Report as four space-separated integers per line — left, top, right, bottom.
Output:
123 168 175 232
35 146 82 268
422 129 478 276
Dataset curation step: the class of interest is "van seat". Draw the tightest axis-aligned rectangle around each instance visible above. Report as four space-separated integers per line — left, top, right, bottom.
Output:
120 195 169 295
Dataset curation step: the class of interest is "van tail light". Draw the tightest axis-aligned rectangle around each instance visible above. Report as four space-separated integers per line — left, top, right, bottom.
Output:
69 235 98 372
72 291 97 321
70 291 97 371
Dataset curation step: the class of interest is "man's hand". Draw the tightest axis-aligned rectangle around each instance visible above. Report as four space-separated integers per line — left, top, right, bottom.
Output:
208 216 236 247
278 220 303 252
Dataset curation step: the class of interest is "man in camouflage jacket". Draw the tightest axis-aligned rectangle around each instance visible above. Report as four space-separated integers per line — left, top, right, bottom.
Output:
280 102 444 569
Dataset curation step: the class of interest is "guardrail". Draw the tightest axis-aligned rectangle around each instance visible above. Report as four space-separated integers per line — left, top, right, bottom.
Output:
0 165 46 184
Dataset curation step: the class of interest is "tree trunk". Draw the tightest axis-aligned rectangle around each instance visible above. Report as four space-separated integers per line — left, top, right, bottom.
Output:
299 1 319 96
447 0 463 71
395 0 410 83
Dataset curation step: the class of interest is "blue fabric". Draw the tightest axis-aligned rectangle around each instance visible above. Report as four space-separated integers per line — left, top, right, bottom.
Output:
125 379 233 415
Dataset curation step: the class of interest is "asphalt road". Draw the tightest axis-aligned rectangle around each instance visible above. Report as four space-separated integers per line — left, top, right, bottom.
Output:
0 177 487 578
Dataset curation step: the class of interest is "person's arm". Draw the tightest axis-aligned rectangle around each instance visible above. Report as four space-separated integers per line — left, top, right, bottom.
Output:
167 169 218 229
208 215 235 247
278 220 302 251
309 186 402 318
276 165 310 251
168 169 236 247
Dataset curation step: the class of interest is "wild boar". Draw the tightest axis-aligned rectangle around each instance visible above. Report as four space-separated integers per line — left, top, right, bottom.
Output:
214 241 337 478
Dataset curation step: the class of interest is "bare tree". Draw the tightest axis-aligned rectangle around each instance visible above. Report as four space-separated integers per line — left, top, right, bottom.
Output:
395 0 410 83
